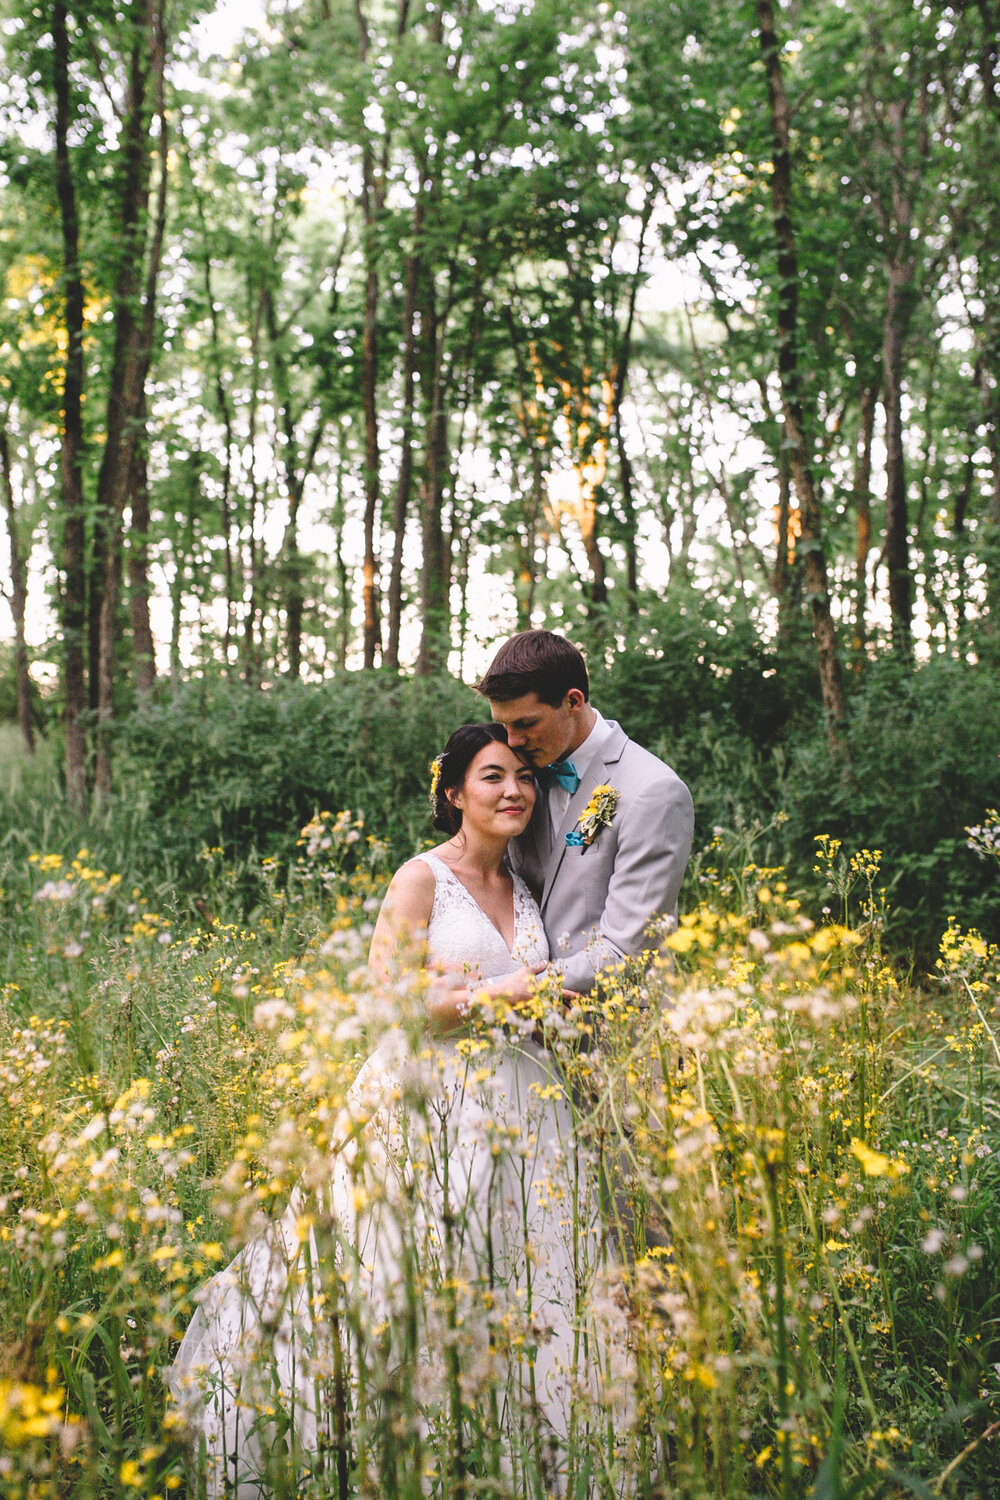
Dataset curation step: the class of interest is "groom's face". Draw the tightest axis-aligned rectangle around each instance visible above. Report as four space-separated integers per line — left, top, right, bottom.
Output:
488 690 583 768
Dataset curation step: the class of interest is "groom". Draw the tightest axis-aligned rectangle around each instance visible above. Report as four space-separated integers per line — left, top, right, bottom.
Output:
478 630 694 995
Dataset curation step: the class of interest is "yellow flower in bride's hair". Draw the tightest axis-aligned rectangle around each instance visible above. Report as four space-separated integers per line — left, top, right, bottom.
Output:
429 756 443 799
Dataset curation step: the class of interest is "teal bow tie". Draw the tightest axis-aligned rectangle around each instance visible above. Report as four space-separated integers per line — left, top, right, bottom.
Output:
541 758 580 794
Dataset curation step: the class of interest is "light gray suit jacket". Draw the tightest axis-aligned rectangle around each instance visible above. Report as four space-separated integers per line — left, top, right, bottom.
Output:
509 720 695 994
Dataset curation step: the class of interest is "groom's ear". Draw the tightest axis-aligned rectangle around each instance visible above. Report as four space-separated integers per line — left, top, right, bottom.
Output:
566 689 585 711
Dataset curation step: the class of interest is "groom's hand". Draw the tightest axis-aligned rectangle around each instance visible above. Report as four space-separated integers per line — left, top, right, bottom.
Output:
487 963 545 1005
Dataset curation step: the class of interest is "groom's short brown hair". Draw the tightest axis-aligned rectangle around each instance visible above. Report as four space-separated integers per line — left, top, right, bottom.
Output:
477 630 589 707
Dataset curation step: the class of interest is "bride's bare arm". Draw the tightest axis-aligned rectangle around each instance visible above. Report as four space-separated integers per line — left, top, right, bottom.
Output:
368 861 436 983
369 863 571 1033
445 965 577 1016
369 861 484 1032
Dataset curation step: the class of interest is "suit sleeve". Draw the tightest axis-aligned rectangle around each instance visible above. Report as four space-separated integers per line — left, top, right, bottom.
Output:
557 771 695 994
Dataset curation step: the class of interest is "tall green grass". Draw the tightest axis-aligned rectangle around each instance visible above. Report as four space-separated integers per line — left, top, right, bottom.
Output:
1 787 998 1498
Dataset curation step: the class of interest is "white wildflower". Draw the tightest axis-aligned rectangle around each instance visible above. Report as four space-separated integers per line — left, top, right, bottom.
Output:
35 879 77 902
254 998 296 1030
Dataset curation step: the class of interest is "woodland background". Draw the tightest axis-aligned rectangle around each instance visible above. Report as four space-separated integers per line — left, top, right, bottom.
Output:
3 6 1000 1496
1 0 999 950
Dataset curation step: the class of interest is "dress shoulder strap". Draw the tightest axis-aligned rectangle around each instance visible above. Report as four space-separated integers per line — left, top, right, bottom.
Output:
411 851 461 897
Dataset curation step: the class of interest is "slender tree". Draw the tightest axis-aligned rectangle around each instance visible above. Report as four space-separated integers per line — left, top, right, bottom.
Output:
0 423 35 753
756 0 848 750
94 0 169 800
52 0 88 810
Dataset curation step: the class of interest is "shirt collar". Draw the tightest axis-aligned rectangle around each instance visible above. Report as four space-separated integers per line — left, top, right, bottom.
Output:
565 708 612 786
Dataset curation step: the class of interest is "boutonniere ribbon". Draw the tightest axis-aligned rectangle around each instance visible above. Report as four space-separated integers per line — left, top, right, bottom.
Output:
565 784 620 850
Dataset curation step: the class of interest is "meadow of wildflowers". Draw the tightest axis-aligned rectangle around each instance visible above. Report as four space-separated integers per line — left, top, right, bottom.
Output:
1 757 999 1498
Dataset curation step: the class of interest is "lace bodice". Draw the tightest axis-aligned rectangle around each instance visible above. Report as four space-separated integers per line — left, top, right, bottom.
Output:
415 852 549 984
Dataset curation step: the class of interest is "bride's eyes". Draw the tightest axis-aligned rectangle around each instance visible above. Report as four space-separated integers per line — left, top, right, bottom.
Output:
479 768 533 786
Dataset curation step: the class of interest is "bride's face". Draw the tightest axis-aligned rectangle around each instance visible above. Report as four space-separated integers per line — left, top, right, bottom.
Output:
450 742 536 838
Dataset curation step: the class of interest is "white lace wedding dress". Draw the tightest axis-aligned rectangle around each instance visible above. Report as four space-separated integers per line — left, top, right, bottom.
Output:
167 853 609 1496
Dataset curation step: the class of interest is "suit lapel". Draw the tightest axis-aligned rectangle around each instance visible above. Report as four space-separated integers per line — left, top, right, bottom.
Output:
540 722 628 909
526 792 550 865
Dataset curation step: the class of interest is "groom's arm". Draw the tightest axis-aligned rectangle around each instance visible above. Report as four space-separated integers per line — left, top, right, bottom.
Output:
558 772 694 995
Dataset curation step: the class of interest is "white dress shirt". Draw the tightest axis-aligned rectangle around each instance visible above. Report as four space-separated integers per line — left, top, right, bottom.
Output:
546 709 615 845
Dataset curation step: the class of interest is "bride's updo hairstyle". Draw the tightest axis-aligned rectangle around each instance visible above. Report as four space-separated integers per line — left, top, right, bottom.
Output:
431 723 512 835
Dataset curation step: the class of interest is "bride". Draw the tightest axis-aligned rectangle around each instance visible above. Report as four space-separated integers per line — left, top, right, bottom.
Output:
168 724 614 1496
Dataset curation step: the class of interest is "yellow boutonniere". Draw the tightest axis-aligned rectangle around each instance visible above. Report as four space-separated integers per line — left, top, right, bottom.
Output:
565 784 620 850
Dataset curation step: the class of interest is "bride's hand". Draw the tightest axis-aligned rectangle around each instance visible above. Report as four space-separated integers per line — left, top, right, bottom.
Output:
425 969 473 1033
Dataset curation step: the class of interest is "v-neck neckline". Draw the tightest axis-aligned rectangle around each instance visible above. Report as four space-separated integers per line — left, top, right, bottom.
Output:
427 853 517 956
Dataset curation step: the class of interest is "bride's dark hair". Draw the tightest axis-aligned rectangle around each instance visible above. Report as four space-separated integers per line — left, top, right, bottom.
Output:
431 723 514 835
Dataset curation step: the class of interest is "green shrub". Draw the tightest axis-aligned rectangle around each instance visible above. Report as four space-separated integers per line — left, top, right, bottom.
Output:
585 606 999 954
109 671 484 890
2 627 997 959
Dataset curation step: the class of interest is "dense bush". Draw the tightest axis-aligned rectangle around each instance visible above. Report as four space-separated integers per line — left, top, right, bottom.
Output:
780 654 1000 949
586 613 1000 953
109 670 484 887
2 625 996 954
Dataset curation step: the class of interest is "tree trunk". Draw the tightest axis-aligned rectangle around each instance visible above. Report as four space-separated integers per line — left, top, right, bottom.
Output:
555 368 609 613
864 41 929 658
240 277 267 685
611 180 655 613
93 23 154 746
503 304 548 629
416 291 452 675
513 481 540 630
756 0 848 754
169 549 183 684
332 423 351 669
576 489 608 610
852 383 877 667
772 445 795 641
0 426 35 753
384 228 422 670
94 0 167 801
882 247 916 656
194 185 237 667
359 228 381 668
52 0 88 810
615 407 639 606
128 404 157 694
971 325 1000 632
686 308 766 599
263 284 326 679
355 0 383 669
